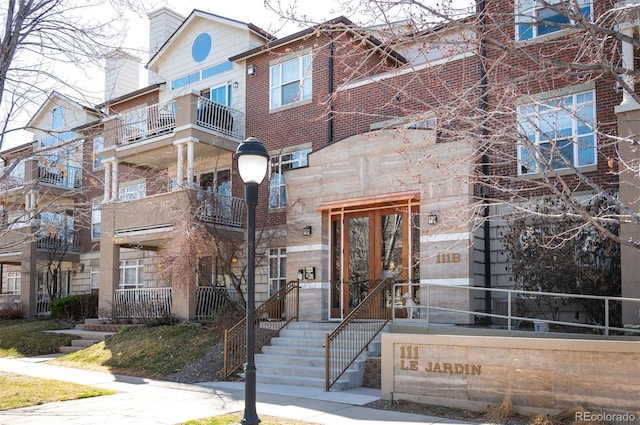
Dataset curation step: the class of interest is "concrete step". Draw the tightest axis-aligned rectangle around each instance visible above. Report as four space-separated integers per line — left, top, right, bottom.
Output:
59 345 84 354
256 372 352 390
71 339 99 348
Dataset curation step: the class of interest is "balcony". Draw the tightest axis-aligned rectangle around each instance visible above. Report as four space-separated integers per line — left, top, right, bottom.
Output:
0 164 25 191
198 192 245 228
36 229 80 253
38 164 82 189
117 96 245 147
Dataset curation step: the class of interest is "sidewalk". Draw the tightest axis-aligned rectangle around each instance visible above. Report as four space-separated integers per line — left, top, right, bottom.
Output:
0 356 475 425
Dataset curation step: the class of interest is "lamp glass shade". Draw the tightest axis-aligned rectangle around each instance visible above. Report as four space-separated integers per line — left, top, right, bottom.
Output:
237 154 268 185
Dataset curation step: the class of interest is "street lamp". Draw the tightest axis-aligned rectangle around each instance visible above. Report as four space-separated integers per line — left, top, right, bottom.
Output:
234 137 269 425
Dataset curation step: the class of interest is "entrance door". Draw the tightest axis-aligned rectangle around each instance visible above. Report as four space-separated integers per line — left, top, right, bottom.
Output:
330 206 414 319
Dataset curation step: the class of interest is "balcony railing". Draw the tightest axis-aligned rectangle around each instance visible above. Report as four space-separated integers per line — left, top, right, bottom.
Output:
196 97 244 139
36 229 80 252
113 287 172 319
199 192 245 227
38 165 82 189
118 100 176 146
0 164 25 191
0 294 21 307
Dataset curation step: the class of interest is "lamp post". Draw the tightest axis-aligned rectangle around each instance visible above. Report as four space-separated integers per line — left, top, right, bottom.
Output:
234 137 269 425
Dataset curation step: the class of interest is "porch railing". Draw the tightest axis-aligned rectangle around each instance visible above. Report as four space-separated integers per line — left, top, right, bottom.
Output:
36 293 50 317
113 287 172 319
196 286 238 320
325 278 394 391
0 163 25 191
38 164 82 189
197 97 245 139
118 100 176 146
199 193 245 227
223 280 300 379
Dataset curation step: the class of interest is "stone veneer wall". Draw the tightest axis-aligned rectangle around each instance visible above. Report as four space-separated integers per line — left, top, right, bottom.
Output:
381 333 640 415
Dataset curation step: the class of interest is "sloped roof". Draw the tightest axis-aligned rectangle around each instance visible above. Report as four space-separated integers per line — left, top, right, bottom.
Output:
229 16 406 65
26 91 99 129
146 9 275 69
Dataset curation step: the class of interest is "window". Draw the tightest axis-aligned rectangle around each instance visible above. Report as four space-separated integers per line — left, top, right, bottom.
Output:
516 0 591 41
518 89 596 175
270 54 312 109
119 259 144 289
39 210 74 242
92 204 101 240
6 272 20 295
269 148 311 208
206 84 233 107
191 33 212 63
90 266 100 292
52 106 65 130
93 136 104 169
119 180 146 200
268 248 286 296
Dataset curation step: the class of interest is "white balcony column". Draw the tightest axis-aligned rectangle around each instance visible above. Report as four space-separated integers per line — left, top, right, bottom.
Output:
103 161 112 202
187 141 195 187
176 143 185 189
620 27 637 107
29 190 38 218
111 160 119 201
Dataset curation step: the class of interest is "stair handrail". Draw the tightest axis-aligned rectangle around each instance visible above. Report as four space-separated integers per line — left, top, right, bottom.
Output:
324 278 394 391
223 280 300 379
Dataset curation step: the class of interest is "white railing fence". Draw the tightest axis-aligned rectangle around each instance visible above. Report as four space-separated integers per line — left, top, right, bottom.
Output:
118 100 176 145
393 283 640 336
36 293 50 317
0 294 21 307
196 97 244 139
113 287 172 319
195 286 238 319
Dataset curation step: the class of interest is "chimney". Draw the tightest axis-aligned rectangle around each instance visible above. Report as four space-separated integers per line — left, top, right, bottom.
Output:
104 50 141 101
148 7 185 84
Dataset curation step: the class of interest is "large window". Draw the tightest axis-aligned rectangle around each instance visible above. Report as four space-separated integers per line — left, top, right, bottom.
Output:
516 0 591 41
269 148 311 209
518 89 596 175
268 248 286 296
6 272 20 294
119 259 144 289
270 54 312 109
119 180 146 200
52 106 65 130
90 266 100 293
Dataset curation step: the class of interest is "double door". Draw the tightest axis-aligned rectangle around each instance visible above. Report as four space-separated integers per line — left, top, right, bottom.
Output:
331 206 416 319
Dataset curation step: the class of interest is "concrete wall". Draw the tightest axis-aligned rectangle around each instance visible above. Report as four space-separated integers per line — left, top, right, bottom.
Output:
381 332 640 415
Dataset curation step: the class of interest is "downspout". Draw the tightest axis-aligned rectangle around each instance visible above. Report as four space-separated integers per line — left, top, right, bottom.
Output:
479 0 492 320
327 41 334 145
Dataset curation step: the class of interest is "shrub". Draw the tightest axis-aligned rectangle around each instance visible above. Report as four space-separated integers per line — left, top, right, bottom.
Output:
50 294 98 321
0 303 24 320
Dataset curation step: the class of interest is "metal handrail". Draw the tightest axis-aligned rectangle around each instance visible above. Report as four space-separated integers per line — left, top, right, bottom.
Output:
222 280 300 379
324 278 394 391
394 283 640 336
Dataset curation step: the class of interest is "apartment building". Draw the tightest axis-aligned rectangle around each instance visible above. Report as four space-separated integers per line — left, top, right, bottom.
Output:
1 1 639 327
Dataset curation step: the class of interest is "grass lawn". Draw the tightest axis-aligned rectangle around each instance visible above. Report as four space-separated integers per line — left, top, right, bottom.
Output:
0 372 115 410
183 413 322 425
0 319 76 357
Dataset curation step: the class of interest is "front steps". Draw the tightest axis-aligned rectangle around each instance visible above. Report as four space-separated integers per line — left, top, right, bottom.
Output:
255 321 382 390
49 320 116 354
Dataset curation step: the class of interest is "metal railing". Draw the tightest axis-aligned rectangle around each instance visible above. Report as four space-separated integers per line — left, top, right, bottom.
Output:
195 286 238 320
36 229 80 252
38 165 82 189
0 294 21 306
113 287 172 319
0 163 25 191
325 278 394 391
36 293 50 317
196 97 244 139
394 283 640 336
223 280 300 379
199 193 245 227
118 100 176 145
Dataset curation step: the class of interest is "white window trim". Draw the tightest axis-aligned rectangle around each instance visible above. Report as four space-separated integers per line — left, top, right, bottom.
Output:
93 136 104 170
517 86 597 177
6 272 21 295
119 259 144 289
91 203 101 241
268 247 286 297
90 266 100 290
269 148 312 209
269 52 313 110
515 0 592 42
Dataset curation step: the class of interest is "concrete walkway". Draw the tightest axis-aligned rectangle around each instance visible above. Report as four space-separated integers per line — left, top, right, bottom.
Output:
0 355 475 425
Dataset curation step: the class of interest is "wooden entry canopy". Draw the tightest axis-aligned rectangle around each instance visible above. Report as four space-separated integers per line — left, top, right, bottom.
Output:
316 190 420 212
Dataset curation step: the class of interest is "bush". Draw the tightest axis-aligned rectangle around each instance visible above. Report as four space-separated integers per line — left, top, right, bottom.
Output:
50 294 98 321
0 303 24 320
